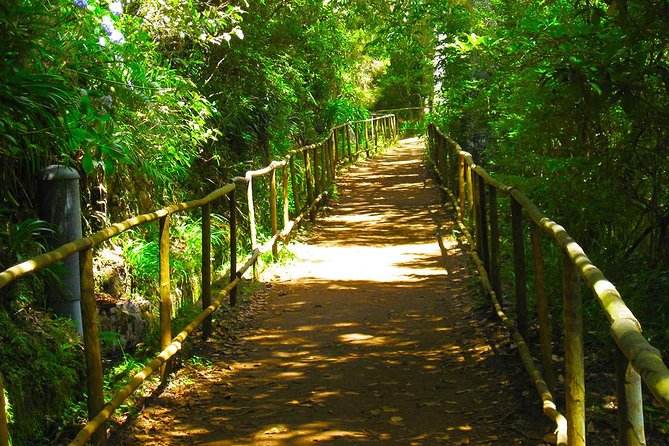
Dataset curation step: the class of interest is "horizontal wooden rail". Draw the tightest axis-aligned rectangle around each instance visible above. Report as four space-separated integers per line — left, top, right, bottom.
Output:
428 123 665 446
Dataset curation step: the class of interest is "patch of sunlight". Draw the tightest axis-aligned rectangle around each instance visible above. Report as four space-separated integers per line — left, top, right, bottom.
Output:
245 333 282 341
310 390 340 399
332 322 358 328
274 371 304 379
339 333 389 346
279 361 309 368
286 243 447 283
252 422 367 444
327 213 382 223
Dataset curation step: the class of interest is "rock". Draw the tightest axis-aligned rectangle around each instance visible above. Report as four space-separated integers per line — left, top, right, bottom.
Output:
97 298 154 353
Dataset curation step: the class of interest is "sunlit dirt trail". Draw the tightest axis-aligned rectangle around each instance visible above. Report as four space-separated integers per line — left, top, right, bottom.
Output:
114 138 549 445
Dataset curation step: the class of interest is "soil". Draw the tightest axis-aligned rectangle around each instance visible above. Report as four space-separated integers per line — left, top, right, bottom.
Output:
112 137 558 445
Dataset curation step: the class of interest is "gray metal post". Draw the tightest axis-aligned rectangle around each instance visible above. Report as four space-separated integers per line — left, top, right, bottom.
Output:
38 165 84 333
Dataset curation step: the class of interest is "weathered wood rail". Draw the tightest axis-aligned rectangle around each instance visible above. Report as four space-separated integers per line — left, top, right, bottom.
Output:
0 114 397 446
428 123 669 446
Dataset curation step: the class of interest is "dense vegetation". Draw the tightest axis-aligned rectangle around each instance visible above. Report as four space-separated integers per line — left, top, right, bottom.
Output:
1 0 668 443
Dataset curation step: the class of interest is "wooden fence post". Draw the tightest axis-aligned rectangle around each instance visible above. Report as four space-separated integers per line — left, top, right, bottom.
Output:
289 156 300 215
563 251 585 446
229 189 238 306
489 185 502 304
312 145 321 197
346 124 352 162
79 247 108 446
246 178 259 280
530 221 554 393
282 164 290 230
202 203 212 339
373 118 378 151
159 215 172 382
458 155 466 220
466 164 474 218
354 122 360 157
304 150 315 222
270 168 278 257
334 130 340 168
0 373 8 446
615 345 646 446
511 198 528 339
477 175 490 273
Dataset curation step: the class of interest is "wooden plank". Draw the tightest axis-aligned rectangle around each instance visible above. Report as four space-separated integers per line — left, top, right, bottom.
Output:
79 248 108 446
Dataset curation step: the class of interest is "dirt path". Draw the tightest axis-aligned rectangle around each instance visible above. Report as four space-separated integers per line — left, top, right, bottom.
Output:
114 138 550 445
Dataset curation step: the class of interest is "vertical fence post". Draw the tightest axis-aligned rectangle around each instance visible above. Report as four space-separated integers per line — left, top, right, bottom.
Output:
304 150 315 222
289 156 300 215
320 142 328 190
477 175 490 273
270 168 278 257
458 155 466 220
365 121 370 156
0 373 8 446
511 198 528 339
159 215 172 382
373 118 378 151
202 203 212 339
471 171 481 255
247 178 259 280
79 247 108 446
346 124 352 162
229 188 238 306
488 185 502 304
334 129 340 168
615 345 646 446
563 251 585 446
530 221 554 392
354 122 360 157
466 164 474 218
282 164 289 230
312 146 321 197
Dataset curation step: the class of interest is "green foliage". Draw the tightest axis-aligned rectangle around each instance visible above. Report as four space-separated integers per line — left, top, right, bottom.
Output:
0 310 84 445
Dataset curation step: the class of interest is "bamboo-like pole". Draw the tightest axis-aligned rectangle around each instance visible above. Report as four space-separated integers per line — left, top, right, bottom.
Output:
313 145 321 197
282 164 289 230
159 215 172 382
530 221 555 393
0 373 8 446
615 345 646 446
466 164 474 218
334 129 340 168
373 118 378 151
304 150 315 222
478 175 490 274
489 185 502 305
563 251 585 446
354 122 360 157
229 189 238 306
79 248 107 446
246 177 258 280
202 203 212 339
289 156 300 215
346 123 352 161
270 168 278 257
511 197 529 339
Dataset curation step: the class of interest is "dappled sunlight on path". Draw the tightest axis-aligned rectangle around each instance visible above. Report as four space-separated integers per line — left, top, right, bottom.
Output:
115 138 547 446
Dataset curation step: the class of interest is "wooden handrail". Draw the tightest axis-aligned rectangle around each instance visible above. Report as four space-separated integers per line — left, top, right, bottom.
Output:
428 122 664 446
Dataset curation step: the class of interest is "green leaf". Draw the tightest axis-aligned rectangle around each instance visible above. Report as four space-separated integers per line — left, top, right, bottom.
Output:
82 153 95 174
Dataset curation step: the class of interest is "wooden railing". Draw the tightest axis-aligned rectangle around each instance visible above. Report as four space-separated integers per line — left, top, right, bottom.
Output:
0 114 397 446
427 123 669 446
